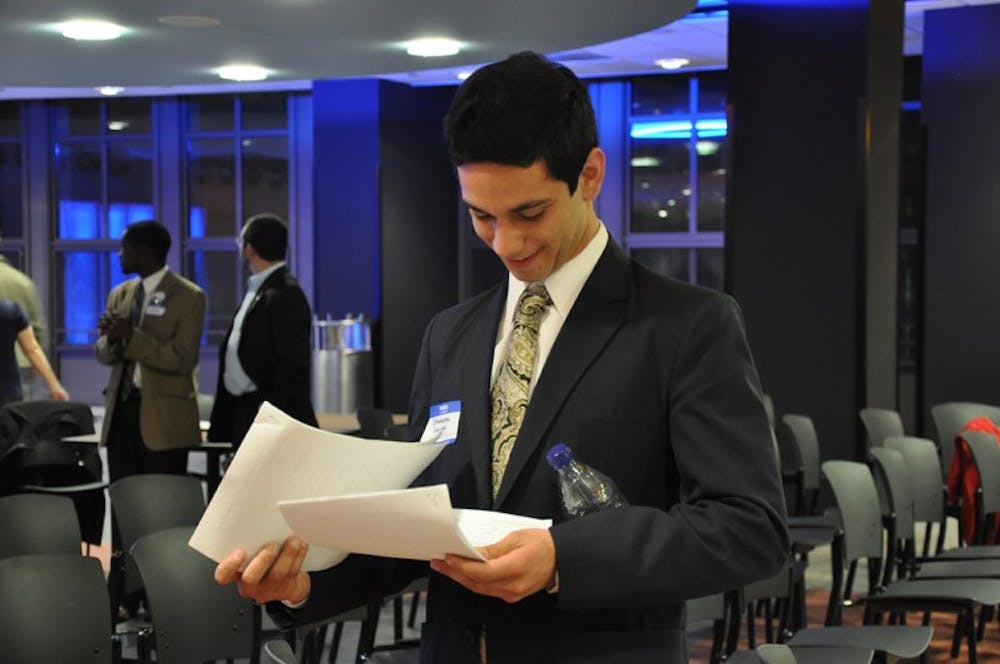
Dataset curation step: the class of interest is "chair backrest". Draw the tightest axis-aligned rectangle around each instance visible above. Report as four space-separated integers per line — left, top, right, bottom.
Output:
356 408 394 439
132 526 254 664
263 639 299 664
821 460 885 563
0 554 113 663
869 447 915 540
782 414 821 490
962 430 1000 518
885 436 946 525
0 493 81 558
686 592 726 624
109 473 206 595
756 644 797 664
931 402 1000 475
859 407 904 449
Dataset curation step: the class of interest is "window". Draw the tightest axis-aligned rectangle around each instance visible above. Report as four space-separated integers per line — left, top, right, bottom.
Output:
51 98 154 344
628 72 727 290
182 93 291 346
0 102 24 266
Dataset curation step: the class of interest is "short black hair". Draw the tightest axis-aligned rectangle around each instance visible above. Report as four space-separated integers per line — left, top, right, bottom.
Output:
242 213 288 261
443 51 598 195
123 220 171 264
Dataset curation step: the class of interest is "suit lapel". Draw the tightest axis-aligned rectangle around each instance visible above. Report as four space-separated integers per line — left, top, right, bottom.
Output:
493 242 630 508
243 265 286 320
463 286 506 509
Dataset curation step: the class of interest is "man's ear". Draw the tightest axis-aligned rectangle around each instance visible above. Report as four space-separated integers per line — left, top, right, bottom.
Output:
578 147 606 202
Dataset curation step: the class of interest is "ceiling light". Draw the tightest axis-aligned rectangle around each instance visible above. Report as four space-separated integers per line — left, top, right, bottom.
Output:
406 38 461 57
59 20 125 41
456 71 473 81
655 57 690 70
95 86 124 96
216 64 269 82
107 120 130 131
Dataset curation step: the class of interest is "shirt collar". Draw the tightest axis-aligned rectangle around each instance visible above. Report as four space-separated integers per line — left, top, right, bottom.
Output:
248 261 286 291
141 265 170 296
505 222 608 321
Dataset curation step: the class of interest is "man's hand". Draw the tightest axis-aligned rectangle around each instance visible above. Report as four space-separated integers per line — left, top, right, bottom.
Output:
429 528 556 604
214 536 311 605
99 312 132 342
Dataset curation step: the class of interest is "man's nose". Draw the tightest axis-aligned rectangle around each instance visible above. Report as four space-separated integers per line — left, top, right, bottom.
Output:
491 220 521 257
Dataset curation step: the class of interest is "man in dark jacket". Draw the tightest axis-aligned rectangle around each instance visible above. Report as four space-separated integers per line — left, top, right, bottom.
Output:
208 213 318 446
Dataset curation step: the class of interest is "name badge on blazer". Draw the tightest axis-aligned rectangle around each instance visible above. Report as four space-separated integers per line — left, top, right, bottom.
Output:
145 291 167 317
422 400 461 444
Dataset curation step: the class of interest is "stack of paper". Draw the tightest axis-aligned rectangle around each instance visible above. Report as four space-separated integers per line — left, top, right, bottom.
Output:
189 402 552 571
189 402 445 571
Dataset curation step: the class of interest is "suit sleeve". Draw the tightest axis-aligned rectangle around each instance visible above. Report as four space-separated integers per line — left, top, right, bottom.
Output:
266 286 315 421
550 294 788 609
95 286 125 366
125 288 206 374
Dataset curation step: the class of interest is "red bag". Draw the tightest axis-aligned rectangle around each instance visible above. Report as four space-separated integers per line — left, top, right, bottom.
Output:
946 416 1000 545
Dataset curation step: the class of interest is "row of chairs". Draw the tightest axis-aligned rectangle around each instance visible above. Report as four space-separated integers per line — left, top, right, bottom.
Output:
0 475 424 663
688 398 1000 662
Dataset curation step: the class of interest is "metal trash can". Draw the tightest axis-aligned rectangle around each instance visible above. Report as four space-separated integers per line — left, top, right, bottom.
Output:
311 315 374 414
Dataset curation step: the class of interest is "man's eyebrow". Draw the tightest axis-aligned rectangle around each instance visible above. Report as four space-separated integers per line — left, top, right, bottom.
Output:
464 199 551 215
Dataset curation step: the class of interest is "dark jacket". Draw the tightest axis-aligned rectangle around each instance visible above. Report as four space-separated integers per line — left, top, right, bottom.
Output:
209 266 317 444
286 240 788 663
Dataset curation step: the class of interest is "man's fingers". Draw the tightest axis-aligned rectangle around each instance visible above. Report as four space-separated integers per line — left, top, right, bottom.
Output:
240 541 281 584
269 537 306 580
214 549 247 585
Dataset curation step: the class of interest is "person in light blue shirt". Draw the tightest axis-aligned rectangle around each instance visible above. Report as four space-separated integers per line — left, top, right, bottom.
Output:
208 213 317 447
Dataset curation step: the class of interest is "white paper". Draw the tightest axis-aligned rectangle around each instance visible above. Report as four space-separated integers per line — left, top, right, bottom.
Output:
277 484 552 562
189 402 445 571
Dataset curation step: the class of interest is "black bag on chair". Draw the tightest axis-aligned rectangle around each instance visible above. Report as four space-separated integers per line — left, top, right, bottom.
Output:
0 400 105 544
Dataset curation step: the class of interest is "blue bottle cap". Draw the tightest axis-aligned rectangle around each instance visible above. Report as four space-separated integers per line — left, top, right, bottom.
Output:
545 443 574 469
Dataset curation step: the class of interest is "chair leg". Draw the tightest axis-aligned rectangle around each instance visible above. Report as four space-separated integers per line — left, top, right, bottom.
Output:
763 599 774 643
724 593 742 656
951 614 963 658
709 617 725 664
977 605 992 641
408 590 421 628
967 607 979 664
393 595 404 641
327 622 344 664
746 603 756 649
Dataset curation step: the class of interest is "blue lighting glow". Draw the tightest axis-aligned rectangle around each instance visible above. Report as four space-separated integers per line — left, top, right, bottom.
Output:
630 118 729 140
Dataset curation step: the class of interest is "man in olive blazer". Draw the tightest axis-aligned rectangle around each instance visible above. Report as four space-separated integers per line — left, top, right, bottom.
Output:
96 221 206 481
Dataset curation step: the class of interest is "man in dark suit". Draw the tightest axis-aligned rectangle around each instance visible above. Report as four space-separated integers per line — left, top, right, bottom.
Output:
208 213 317 447
216 52 787 663
97 220 206 481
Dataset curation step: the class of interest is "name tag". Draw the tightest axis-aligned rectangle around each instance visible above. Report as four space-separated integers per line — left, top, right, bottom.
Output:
145 304 167 317
422 400 461 445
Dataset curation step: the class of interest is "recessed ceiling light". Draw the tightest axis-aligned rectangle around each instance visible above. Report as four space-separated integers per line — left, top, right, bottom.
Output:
58 19 125 41
655 58 690 70
95 86 124 96
107 120 130 131
216 64 269 82
456 71 473 81
406 38 461 57
157 15 221 28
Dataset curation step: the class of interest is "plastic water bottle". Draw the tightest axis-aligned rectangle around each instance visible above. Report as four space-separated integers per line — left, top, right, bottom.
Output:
545 443 626 518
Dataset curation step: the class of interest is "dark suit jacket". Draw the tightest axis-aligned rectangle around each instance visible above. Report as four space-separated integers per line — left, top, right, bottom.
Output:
96 271 205 451
288 240 788 663
209 266 317 444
